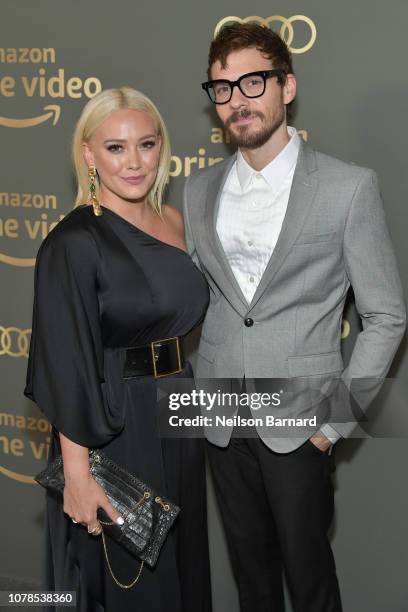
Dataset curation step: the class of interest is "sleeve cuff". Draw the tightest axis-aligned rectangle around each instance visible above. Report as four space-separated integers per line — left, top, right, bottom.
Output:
320 424 341 444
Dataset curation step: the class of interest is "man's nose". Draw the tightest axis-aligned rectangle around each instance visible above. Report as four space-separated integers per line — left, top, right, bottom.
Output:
229 84 248 109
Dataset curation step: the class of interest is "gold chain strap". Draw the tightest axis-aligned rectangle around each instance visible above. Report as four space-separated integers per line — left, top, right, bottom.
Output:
100 529 144 589
91 454 153 589
98 491 150 589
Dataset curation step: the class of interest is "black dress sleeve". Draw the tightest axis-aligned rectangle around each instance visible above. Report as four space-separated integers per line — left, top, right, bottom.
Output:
24 222 125 448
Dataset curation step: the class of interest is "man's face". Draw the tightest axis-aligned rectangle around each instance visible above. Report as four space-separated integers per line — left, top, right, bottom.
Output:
210 47 296 149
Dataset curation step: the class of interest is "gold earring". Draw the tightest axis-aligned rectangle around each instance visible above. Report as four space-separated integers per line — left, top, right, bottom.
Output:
88 166 102 216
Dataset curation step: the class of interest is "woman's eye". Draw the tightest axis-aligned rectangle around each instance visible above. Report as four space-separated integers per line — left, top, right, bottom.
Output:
107 144 123 153
140 140 157 150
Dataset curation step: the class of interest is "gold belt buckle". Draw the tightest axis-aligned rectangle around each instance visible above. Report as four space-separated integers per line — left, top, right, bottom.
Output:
150 336 182 379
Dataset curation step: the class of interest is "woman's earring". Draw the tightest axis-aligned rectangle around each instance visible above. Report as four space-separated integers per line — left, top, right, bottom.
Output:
88 166 102 216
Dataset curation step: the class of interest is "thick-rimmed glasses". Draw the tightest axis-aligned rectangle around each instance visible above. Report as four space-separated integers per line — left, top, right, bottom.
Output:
201 69 286 105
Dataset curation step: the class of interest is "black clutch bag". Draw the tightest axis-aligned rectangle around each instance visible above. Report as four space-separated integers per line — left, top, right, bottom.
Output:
35 449 180 588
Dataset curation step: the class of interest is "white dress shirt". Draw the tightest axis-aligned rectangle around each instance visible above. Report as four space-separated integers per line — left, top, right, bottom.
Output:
216 126 338 446
217 126 300 304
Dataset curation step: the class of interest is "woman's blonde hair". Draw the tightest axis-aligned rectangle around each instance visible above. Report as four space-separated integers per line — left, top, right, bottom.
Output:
72 86 171 215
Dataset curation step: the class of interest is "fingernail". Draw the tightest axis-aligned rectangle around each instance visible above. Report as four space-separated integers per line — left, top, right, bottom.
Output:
116 516 124 525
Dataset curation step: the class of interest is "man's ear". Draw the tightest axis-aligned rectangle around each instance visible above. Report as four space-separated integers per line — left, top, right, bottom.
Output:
82 142 94 168
283 73 297 105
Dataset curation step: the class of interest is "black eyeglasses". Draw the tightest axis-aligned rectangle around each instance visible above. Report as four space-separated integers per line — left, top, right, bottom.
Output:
201 69 286 105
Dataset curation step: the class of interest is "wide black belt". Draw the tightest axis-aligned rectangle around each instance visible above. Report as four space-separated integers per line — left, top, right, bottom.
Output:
123 336 184 379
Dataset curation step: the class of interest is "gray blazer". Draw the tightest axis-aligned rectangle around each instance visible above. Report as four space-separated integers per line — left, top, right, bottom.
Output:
183 140 406 452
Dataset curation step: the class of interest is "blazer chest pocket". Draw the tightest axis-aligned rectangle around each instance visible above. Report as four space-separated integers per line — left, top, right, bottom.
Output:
294 231 337 246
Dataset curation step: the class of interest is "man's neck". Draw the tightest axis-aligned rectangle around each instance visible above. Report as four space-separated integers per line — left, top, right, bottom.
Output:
239 122 290 171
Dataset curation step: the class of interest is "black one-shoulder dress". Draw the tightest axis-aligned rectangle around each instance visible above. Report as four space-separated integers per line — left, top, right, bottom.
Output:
24 204 211 612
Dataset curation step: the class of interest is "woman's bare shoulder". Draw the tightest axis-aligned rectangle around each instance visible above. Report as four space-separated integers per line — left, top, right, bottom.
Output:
161 204 187 249
162 203 183 221
162 204 184 230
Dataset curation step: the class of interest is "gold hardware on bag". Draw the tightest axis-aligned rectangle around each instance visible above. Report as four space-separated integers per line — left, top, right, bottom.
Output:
155 496 170 511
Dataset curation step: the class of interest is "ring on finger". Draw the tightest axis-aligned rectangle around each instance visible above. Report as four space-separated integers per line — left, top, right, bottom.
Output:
88 523 102 536
90 526 102 536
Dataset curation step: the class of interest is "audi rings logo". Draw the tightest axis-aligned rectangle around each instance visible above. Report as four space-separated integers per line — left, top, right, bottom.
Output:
0 326 31 357
214 15 317 54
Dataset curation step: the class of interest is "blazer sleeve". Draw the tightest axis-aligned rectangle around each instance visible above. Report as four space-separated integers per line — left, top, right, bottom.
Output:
327 169 406 439
182 175 202 270
24 229 125 448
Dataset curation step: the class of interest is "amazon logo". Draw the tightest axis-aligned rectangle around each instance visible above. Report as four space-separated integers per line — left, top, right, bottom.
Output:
0 66 103 128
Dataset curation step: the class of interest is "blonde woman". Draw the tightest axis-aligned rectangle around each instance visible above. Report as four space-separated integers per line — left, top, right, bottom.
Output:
25 87 211 611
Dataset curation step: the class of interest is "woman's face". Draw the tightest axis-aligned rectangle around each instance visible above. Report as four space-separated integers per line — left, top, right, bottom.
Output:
83 108 162 205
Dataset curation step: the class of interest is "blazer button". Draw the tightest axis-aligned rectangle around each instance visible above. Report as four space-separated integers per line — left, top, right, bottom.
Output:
244 318 254 327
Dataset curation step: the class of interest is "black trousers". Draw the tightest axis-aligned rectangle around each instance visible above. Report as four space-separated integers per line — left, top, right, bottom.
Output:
206 434 343 612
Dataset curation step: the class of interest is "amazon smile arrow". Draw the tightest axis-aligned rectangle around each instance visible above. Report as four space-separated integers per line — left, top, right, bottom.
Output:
0 104 61 128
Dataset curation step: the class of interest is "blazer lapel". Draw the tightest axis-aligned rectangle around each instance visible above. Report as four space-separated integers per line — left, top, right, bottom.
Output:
248 141 319 312
204 155 249 314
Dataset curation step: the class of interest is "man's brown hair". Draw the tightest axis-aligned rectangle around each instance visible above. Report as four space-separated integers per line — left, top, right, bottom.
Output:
207 22 293 83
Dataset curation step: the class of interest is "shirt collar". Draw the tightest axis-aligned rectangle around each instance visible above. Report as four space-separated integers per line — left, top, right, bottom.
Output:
236 126 301 192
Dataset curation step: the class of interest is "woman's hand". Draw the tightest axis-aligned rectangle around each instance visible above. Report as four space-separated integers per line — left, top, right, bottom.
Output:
59 432 123 534
63 472 123 533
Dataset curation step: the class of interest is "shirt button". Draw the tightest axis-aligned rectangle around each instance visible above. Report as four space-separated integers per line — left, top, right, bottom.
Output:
249 276 255 283
255 174 262 181
244 318 254 327
248 240 253 246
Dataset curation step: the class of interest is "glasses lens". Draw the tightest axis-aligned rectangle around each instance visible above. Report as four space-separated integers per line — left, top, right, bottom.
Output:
209 81 231 104
240 74 265 98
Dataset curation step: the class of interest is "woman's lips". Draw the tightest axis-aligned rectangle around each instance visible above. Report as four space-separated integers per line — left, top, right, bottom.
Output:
121 175 146 185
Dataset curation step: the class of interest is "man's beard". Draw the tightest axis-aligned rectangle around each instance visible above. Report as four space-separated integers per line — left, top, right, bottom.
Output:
225 107 285 149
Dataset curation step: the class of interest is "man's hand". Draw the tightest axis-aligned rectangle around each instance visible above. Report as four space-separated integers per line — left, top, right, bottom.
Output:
309 430 332 452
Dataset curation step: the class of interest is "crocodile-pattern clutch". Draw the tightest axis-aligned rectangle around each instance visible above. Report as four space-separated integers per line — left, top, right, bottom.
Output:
35 449 180 568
